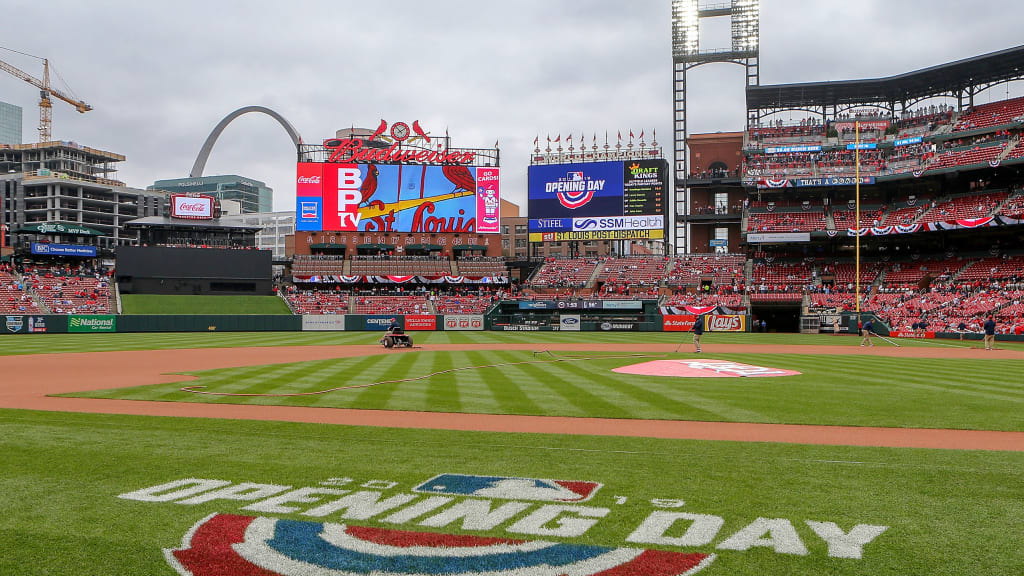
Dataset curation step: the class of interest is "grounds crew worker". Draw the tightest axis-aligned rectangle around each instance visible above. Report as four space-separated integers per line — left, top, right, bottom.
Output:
983 314 997 350
860 319 875 347
693 314 705 353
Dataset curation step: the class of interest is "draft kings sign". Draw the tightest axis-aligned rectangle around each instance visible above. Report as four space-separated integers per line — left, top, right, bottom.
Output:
120 471 889 575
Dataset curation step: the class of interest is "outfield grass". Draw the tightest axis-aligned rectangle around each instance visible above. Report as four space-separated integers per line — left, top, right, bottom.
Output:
3 330 1022 356
120 294 292 315
0 409 1020 575
69 349 1024 431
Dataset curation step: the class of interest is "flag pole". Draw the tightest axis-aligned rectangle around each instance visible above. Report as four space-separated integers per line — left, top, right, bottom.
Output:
855 121 861 319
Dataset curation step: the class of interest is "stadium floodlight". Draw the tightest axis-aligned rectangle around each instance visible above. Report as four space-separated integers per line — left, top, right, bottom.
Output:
731 0 759 53
672 0 700 58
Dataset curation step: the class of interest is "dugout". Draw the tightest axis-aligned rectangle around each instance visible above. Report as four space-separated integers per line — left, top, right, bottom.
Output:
749 297 802 333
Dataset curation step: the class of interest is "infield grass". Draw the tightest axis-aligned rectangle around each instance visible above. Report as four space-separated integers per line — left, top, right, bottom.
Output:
0 409 1020 576
67 348 1024 431
119 294 292 315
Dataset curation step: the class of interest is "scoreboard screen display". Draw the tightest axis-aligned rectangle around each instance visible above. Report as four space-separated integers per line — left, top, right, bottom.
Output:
527 159 667 241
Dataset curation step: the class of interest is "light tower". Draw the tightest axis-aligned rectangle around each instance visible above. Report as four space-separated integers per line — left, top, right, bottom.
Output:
671 0 759 253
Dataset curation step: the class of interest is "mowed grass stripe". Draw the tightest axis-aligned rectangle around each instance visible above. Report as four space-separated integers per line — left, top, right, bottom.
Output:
514 359 633 419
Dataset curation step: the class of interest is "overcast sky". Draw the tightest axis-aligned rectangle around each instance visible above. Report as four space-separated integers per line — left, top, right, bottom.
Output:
2 0 1023 212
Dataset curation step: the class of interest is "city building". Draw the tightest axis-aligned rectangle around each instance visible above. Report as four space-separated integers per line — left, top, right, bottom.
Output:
219 211 296 259
150 175 273 214
0 101 22 145
0 142 164 250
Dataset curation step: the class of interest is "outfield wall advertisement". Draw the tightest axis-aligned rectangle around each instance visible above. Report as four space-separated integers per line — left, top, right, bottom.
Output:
296 163 500 233
528 159 667 241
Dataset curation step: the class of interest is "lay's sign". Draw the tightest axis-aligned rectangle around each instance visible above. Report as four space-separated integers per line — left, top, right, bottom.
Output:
705 315 746 332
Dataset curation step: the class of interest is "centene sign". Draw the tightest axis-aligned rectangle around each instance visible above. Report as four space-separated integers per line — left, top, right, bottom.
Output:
171 195 214 220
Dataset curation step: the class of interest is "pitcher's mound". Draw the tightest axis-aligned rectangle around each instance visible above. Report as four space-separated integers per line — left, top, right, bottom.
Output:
613 359 801 378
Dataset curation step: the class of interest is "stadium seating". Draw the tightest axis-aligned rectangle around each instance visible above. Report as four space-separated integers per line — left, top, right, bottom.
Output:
952 96 1024 131
28 274 110 314
0 272 41 314
956 256 1024 281
528 258 600 288
665 254 745 286
455 258 507 279
285 290 350 315
999 193 1024 217
747 210 827 232
918 191 1009 223
596 257 671 287
434 293 497 314
350 256 452 277
353 295 430 314
831 207 884 230
879 258 965 287
663 292 743 308
928 143 1008 170
750 262 812 285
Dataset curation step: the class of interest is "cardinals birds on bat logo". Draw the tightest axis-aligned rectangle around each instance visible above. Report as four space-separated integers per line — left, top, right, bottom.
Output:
165 514 715 576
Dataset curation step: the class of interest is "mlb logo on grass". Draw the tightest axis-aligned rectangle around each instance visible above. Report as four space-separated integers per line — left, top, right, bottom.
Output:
413 474 601 502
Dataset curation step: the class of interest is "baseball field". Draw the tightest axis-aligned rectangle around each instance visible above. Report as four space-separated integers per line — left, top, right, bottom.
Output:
1 331 1022 575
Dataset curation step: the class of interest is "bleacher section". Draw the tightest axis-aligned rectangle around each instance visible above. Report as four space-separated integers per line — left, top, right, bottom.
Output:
28 274 111 314
953 96 1024 131
350 256 452 277
747 210 827 232
1 272 40 314
666 254 745 286
918 191 1008 223
455 258 508 279
528 258 600 288
435 294 496 314
353 295 430 314
596 257 671 287
286 290 349 315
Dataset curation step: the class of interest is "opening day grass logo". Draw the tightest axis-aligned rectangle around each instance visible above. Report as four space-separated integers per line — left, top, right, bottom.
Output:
119 472 889 575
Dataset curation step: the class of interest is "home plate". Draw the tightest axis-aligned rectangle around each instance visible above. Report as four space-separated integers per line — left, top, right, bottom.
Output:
613 359 802 378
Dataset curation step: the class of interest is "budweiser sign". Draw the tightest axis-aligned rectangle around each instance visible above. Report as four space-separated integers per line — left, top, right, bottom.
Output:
170 194 215 220
324 120 479 165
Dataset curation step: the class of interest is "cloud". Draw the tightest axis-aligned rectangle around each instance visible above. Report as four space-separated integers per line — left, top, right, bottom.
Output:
1 0 1022 214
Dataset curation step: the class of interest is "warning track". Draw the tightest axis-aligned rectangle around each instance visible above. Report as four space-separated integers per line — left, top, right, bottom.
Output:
1 342 1021 452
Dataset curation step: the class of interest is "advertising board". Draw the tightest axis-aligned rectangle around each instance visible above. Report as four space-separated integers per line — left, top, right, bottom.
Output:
296 163 500 233
5 315 49 334
364 315 399 331
662 314 697 332
559 314 581 331
746 232 811 243
527 159 666 241
68 315 116 333
30 243 97 257
171 194 215 220
403 315 437 331
301 315 346 331
704 315 746 332
442 314 484 331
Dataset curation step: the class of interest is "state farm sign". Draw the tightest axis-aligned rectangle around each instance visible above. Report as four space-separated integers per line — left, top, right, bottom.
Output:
171 194 215 220
662 315 697 332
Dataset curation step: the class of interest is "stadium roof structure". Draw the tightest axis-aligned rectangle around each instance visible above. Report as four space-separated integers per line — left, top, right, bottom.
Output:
123 216 262 231
747 45 1024 114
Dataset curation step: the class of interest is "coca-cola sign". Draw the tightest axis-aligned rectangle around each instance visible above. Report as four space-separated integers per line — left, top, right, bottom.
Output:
171 194 215 220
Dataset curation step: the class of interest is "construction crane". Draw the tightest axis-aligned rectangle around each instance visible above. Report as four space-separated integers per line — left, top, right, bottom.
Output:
0 48 92 142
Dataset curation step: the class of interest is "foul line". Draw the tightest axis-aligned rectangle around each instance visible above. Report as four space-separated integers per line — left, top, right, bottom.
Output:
180 351 663 398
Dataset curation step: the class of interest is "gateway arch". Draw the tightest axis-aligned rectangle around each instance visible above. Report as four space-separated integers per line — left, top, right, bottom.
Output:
190 106 303 178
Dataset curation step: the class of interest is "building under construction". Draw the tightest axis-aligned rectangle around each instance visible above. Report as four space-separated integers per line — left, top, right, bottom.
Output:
0 141 165 251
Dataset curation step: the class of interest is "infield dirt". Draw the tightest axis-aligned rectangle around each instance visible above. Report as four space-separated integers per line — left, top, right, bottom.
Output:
2 342 1021 452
